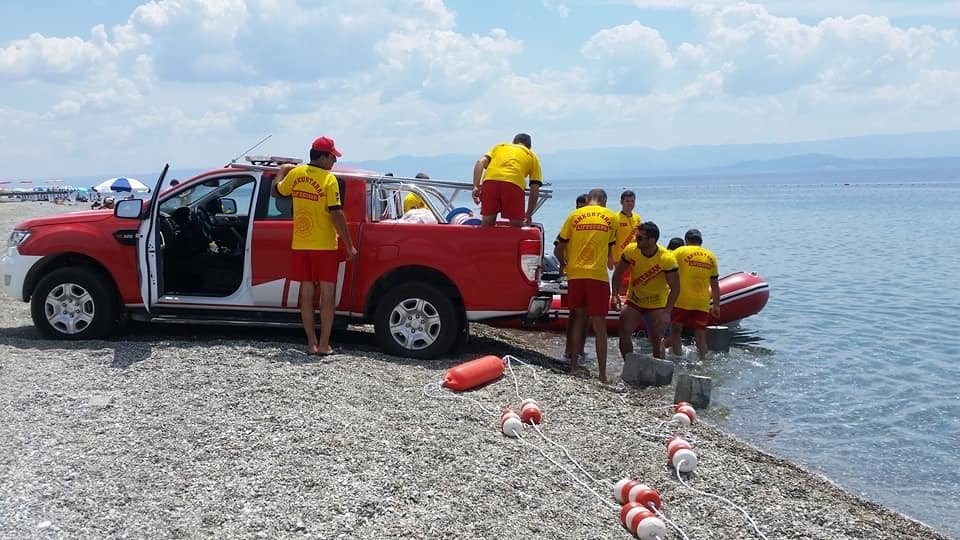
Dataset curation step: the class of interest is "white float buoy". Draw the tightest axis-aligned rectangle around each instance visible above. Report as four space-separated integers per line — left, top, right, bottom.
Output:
614 478 633 504
672 412 692 426
501 416 523 438
672 448 698 472
635 516 667 540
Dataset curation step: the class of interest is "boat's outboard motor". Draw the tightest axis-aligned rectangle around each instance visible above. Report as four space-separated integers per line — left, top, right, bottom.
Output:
541 253 561 281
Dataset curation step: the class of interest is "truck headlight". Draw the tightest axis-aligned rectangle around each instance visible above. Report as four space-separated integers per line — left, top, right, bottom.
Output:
8 229 31 247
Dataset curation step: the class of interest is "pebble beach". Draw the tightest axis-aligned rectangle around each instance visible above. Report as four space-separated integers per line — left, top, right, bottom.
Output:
0 202 950 539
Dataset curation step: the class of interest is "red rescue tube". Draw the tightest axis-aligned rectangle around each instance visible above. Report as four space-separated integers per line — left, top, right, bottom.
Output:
442 355 505 391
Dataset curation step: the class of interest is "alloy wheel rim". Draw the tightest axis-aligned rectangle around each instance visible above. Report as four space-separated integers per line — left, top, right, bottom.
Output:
44 282 95 335
388 297 441 350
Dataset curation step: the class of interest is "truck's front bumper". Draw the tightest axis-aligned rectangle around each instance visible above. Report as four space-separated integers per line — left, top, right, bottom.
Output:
0 247 41 301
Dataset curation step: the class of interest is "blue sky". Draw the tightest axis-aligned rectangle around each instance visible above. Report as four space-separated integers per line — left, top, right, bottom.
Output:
1 0 959 178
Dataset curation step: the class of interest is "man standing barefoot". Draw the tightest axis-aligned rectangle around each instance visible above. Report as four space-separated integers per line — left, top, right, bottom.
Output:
274 136 357 355
554 189 617 382
612 221 680 360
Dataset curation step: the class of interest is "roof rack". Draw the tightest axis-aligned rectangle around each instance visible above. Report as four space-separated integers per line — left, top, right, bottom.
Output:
243 155 302 167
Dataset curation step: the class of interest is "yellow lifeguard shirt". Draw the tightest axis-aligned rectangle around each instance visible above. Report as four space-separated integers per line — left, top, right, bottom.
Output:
276 165 342 250
672 245 719 312
556 205 617 282
622 244 678 309
403 192 425 213
482 143 543 190
613 211 641 262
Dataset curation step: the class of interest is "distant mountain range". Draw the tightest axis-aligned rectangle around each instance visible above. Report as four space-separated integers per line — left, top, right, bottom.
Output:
27 129 960 185
350 130 960 180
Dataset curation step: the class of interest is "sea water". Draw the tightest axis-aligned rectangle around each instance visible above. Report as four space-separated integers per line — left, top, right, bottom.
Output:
522 168 960 536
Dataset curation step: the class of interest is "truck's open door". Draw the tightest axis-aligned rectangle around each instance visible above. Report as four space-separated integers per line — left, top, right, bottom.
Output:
137 164 169 312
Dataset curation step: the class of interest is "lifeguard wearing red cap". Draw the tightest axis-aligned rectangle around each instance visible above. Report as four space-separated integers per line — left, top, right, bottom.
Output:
311 136 342 157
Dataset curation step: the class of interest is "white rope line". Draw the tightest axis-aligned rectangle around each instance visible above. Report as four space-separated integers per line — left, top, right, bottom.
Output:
674 461 768 540
515 434 618 511
530 421 613 489
421 381 497 417
652 506 691 540
504 354 540 388
505 356 523 401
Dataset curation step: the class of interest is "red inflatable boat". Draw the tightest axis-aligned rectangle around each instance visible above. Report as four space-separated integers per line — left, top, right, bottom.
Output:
496 271 769 332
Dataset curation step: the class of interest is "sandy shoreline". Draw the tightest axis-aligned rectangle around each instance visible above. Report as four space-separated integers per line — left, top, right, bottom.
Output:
0 202 950 539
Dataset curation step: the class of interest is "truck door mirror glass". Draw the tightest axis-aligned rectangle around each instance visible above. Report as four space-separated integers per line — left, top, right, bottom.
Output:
115 199 143 219
219 198 237 215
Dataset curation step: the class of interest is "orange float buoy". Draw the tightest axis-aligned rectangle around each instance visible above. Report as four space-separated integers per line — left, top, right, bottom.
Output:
676 405 697 423
442 355 505 391
615 479 645 504
674 401 692 412
628 486 662 510
520 399 542 424
667 438 692 462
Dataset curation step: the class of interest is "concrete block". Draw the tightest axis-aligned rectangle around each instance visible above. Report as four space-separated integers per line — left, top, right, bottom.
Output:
707 325 732 352
623 354 674 387
674 374 712 409
621 353 642 384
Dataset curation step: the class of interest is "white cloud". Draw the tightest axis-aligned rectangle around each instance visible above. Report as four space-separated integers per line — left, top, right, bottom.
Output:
0 26 116 81
1 0 960 177
375 28 523 102
581 22 677 92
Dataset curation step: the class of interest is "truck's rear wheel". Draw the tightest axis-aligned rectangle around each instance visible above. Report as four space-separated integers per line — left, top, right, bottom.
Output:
374 283 459 359
30 267 118 340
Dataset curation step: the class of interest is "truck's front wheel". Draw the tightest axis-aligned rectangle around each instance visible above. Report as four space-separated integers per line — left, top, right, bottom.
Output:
30 267 118 340
374 283 459 359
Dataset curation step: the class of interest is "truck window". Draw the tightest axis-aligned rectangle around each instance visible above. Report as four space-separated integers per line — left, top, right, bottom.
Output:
254 172 345 221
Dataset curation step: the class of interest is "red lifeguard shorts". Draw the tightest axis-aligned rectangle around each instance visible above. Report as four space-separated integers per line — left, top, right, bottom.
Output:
290 249 339 283
671 307 710 330
480 180 525 221
567 279 610 317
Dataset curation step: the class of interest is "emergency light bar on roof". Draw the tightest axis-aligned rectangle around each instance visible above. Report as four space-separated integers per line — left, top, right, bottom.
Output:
244 155 302 167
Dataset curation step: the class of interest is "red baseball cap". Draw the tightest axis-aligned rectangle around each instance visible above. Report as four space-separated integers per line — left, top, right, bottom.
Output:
311 136 342 157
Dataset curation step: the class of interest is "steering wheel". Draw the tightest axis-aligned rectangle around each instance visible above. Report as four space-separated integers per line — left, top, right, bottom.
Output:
190 205 215 244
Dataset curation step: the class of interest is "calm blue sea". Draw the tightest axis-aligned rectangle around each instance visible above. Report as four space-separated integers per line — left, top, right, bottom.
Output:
527 168 960 537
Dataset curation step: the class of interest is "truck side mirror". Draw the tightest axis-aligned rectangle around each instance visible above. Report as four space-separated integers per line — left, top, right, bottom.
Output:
219 198 237 215
115 199 143 219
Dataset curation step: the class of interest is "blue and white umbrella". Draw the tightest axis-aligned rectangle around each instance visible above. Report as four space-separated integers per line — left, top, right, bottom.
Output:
92 177 150 193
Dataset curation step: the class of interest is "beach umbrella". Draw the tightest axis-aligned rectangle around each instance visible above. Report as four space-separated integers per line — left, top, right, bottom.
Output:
93 177 150 193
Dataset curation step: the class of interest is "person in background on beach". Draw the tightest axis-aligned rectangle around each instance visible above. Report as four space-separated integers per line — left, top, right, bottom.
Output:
575 193 588 208
613 190 642 295
169 179 180 188
554 189 616 382
102 197 116 210
273 136 358 355
472 133 542 227
669 229 720 358
614 191 641 262
403 172 430 213
612 221 680 360
667 237 684 251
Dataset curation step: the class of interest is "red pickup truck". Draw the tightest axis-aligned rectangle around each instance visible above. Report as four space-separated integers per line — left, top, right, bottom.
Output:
1 157 554 358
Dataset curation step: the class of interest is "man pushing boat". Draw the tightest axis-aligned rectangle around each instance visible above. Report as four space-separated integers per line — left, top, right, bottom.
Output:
611 221 680 360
